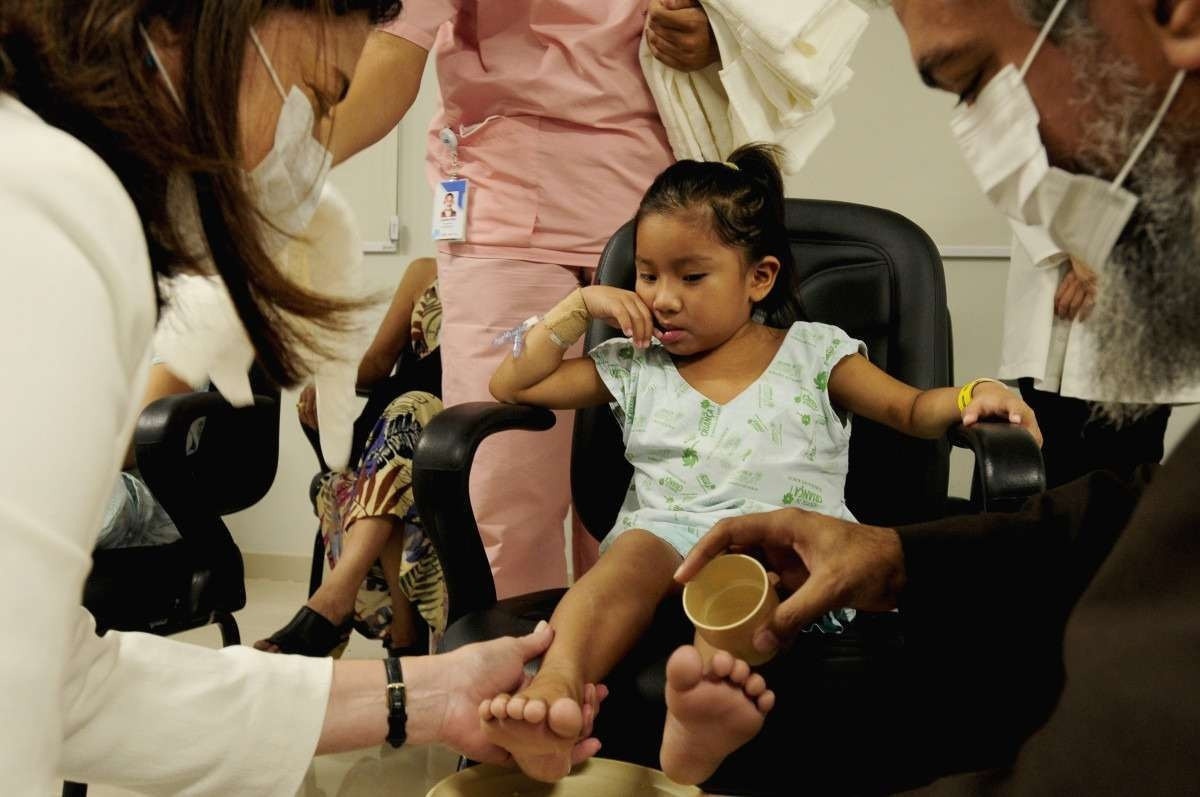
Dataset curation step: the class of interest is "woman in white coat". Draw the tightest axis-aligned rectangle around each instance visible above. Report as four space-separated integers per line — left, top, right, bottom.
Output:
0 2 598 793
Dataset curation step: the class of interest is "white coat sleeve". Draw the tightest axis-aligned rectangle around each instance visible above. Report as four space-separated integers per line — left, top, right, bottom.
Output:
0 106 333 796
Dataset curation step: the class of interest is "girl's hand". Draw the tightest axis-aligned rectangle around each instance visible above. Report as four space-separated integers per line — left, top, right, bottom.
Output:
581 286 656 348
962 382 1043 446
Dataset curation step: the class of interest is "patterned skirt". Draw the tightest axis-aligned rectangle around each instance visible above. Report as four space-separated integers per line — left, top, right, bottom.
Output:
315 391 447 641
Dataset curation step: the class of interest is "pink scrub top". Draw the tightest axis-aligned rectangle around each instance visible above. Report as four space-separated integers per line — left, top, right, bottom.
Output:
383 0 674 268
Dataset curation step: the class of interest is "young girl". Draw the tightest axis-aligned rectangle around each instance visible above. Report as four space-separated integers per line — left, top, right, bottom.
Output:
482 145 1042 784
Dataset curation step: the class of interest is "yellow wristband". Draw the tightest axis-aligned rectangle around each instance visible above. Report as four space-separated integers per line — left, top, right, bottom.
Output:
956 378 1005 412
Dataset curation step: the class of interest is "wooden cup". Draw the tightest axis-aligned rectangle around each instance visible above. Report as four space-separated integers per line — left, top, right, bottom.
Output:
682 554 779 666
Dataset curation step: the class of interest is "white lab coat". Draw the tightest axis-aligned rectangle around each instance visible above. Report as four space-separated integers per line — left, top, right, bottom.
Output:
155 183 368 471
640 0 868 172
1000 222 1200 404
0 93 332 795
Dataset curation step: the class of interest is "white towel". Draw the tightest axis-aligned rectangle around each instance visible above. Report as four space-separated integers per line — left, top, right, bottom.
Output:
732 1 867 107
710 0 837 54
721 55 839 173
640 41 732 163
641 0 868 173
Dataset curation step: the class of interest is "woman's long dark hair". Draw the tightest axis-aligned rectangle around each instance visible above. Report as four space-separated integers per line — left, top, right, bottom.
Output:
0 1 400 385
635 143 804 327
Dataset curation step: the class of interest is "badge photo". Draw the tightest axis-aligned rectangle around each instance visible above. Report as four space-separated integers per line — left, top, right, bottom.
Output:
433 178 468 242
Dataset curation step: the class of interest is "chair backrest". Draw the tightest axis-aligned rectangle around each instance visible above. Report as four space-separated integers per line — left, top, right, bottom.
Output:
136 367 280 529
571 199 952 538
86 368 282 629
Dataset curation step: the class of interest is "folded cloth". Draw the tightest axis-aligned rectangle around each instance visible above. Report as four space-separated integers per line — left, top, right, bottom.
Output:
641 0 868 173
154 184 368 471
713 0 866 103
711 0 836 54
640 43 733 164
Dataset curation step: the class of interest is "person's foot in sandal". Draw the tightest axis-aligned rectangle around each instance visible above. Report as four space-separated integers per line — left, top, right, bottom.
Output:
254 587 355 656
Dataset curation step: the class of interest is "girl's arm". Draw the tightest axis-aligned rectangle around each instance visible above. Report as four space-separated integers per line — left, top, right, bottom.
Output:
828 354 1043 445
356 257 436 389
489 286 655 410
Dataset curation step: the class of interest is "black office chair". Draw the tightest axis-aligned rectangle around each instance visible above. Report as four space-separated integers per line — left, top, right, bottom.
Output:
82 368 279 643
411 200 1045 794
63 370 280 796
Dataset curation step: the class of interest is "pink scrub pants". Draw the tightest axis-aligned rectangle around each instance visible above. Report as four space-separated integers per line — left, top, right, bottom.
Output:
437 254 601 599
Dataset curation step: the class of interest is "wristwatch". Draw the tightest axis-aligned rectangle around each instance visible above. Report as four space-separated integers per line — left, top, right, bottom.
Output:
384 657 408 748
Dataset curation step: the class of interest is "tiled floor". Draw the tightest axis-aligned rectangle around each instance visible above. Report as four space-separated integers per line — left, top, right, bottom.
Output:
84 578 461 797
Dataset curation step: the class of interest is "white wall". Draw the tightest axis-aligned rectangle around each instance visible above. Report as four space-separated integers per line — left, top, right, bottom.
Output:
230 8 1199 563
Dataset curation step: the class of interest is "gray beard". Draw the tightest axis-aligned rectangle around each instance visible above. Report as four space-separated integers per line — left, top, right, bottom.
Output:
1061 35 1200 423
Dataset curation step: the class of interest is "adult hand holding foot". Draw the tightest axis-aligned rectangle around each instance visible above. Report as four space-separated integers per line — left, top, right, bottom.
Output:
321 622 604 767
674 509 907 654
478 680 609 782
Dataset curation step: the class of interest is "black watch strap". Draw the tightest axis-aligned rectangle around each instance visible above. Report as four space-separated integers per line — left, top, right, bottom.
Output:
384 657 408 748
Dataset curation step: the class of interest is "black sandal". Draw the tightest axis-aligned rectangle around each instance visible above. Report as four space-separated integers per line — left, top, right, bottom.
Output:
257 606 352 657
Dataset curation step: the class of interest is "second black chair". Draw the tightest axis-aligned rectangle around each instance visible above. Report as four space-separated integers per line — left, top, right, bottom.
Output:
83 368 280 645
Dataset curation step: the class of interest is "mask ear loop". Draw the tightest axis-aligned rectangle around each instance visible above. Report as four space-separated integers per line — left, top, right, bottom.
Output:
139 24 185 112
249 29 289 101
1020 0 1072 77
1111 69 1187 192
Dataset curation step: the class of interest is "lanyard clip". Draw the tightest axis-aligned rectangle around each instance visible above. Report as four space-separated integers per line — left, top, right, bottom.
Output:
439 127 460 178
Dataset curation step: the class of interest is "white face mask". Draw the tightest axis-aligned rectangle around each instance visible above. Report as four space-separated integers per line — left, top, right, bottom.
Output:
247 29 333 256
949 0 1185 270
140 25 333 258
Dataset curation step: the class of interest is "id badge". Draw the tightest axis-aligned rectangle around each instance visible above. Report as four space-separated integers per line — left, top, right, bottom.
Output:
432 178 469 242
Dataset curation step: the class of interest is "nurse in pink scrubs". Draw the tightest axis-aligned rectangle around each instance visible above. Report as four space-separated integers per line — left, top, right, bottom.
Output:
331 1 717 599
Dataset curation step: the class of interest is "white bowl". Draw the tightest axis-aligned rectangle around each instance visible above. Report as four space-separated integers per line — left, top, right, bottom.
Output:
426 759 701 797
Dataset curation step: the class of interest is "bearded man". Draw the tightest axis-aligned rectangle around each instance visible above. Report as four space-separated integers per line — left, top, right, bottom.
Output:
671 2 1200 793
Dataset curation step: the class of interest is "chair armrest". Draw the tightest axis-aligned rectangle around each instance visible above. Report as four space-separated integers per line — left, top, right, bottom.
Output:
413 402 555 624
949 422 1046 513
135 391 244 447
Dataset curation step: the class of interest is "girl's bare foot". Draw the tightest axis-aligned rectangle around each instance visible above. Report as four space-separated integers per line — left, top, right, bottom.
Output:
479 664 587 782
660 645 774 785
